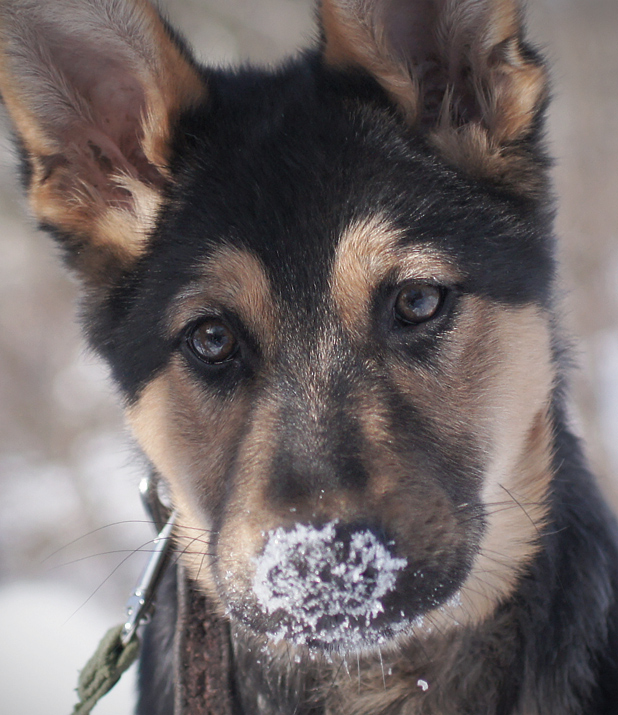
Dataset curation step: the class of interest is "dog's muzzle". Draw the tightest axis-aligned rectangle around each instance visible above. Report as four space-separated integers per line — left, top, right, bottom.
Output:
252 521 409 650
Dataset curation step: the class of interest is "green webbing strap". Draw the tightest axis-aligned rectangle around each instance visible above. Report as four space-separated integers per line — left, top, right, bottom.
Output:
71 624 140 715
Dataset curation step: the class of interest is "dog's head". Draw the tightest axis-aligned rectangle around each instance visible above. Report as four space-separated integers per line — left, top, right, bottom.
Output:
0 0 556 653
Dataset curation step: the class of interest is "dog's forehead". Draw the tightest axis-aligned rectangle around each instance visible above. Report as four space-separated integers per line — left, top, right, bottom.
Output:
167 216 460 341
156 74 554 316
105 79 554 397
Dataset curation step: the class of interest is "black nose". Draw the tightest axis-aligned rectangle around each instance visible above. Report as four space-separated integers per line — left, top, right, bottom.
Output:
252 521 407 648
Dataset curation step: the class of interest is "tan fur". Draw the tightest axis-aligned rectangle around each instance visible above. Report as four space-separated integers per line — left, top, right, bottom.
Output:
167 245 279 352
130 238 554 661
128 243 281 602
320 0 548 190
466 309 555 608
386 300 554 636
435 0 549 145
126 244 282 602
128 359 296 602
456 407 553 627
428 123 546 197
331 215 461 340
26 172 164 261
321 0 421 121
215 394 294 597
127 372 179 489
130 0 206 170
96 176 164 247
0 0 205 262
318 304 554 715
126 361 255 605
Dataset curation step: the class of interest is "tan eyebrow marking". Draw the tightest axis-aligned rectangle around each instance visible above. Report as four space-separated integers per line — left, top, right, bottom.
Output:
330 215 461 339
167 244 279 352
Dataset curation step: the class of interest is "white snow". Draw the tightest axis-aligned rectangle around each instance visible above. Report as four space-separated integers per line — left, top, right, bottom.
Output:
252 521 408 648
0 580 136 715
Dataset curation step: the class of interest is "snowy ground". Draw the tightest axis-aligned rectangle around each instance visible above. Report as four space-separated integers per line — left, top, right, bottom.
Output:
0 580 136 715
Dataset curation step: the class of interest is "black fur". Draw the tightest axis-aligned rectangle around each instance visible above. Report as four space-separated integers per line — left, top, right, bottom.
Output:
130 54 617 713
2 1 617 713
89 59 555 402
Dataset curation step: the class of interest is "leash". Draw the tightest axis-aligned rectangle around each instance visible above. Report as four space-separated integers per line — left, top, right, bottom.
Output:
71 474 176 715
174 566 235 715
70 474 234 715
70 623 140 715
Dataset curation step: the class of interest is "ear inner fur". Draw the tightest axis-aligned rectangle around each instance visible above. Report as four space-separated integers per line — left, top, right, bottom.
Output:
0 0 206 268
321 0 422 121
319 0 549 190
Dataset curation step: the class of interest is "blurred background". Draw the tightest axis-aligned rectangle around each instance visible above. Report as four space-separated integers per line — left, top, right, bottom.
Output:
0 0 617 712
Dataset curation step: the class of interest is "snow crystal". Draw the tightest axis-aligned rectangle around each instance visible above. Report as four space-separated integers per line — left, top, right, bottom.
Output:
252 521 408 649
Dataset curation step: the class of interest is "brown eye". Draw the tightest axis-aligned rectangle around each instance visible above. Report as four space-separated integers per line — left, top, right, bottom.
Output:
394 283 443 325
188 319 238 363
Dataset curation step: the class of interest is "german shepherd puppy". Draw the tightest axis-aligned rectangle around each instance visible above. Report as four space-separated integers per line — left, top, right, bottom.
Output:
1 0 618 713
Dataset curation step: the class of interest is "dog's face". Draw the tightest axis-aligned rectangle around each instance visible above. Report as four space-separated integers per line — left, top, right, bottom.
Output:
123 105 556 651
0 0 556 654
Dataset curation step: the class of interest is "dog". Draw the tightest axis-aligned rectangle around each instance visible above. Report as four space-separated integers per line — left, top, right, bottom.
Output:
1 0 618 713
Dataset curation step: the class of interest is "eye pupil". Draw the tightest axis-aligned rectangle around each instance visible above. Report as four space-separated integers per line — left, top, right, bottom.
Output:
189 320 237 363
394 283 442 325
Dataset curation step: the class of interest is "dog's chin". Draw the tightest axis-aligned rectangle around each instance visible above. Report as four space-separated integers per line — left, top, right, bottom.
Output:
245 604 415 654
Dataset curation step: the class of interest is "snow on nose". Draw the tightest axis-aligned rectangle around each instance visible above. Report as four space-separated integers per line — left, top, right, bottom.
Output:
252 521 407 647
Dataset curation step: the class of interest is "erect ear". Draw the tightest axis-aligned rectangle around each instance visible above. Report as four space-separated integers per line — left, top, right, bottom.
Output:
320 0 549 192
0 0 206 279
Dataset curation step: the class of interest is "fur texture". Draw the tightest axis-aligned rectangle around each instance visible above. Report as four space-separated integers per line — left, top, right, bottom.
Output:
1 1 617 713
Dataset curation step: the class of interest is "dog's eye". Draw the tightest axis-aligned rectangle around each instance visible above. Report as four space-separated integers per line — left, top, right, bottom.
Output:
187 319 238 364
394 283 444 325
